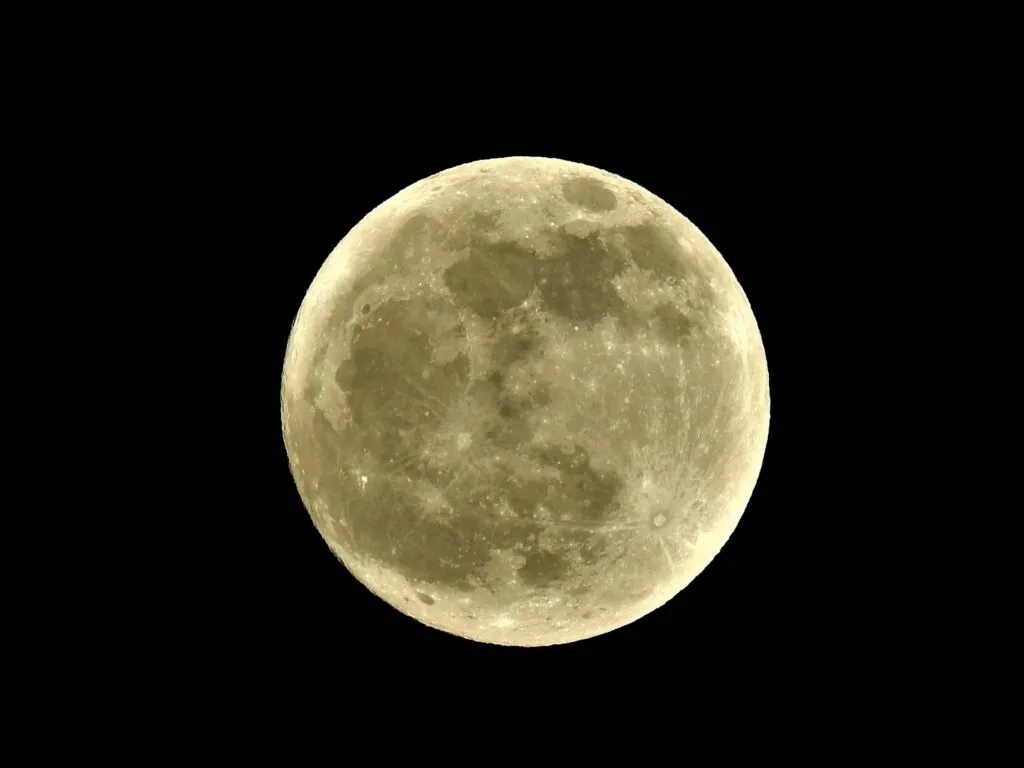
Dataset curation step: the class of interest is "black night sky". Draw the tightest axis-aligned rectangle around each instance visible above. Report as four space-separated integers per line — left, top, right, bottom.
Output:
188 44 886 757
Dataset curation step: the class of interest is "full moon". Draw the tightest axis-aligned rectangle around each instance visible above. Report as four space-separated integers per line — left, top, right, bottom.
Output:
280 156 769 646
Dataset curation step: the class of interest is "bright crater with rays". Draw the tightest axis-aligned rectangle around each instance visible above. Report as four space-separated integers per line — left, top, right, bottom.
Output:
281 156 769 646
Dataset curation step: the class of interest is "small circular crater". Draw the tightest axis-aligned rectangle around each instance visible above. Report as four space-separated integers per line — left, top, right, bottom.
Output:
361 303 371 314
651 512 667 528
416 592 435 605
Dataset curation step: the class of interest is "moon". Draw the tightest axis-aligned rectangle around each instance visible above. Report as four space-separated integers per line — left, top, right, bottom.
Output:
280 156 769 646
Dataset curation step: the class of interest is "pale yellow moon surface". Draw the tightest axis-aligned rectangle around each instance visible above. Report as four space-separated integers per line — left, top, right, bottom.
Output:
280 156 769 647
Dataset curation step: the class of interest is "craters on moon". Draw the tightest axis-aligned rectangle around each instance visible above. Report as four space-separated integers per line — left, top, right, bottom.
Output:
283 158 766 645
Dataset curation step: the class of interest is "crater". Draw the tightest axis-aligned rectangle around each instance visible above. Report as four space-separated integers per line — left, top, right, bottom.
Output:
416 592 435 605
562 176 618 212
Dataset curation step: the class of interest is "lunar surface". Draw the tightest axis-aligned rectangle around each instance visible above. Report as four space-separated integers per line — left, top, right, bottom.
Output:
280 156 769 646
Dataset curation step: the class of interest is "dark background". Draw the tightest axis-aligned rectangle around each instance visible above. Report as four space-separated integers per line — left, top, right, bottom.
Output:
189 45 886 756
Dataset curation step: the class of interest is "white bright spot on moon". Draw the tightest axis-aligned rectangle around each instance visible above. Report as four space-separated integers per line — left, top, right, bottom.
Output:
280 156 770 647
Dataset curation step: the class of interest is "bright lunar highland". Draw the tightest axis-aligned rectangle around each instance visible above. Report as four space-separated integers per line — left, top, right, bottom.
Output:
281 156 769 646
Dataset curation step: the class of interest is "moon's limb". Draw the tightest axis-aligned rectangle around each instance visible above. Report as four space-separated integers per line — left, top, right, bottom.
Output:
281 157 769 646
